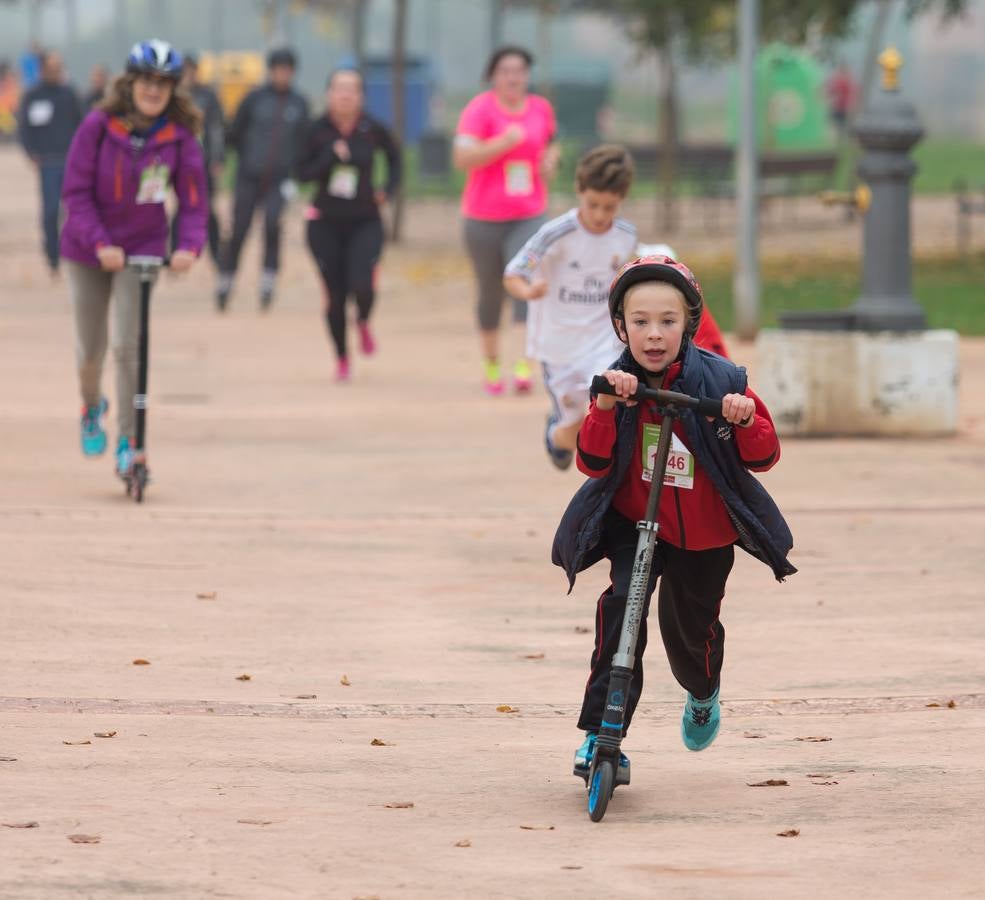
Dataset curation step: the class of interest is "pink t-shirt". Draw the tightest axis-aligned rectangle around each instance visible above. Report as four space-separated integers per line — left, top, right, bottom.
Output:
456 91 556 222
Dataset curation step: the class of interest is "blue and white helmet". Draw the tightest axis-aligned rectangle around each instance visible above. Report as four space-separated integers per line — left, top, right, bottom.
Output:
126 39 182 80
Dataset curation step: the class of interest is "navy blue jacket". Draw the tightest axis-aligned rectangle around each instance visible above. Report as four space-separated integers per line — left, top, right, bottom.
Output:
552 340 797 588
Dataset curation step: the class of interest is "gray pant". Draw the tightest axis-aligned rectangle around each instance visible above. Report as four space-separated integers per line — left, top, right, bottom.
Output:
67 260 144 441
463 214 545 330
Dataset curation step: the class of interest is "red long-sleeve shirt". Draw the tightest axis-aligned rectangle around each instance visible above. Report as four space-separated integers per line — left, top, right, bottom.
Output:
576 362 780 550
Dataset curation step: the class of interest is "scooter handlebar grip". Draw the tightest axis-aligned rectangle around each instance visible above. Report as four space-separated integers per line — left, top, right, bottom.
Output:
695 396 723 418
590 375 648 401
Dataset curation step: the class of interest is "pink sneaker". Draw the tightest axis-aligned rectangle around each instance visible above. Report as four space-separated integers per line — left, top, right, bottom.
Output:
336 358 351 382
483 360 504 395
357 321 376 356
513 360 534 394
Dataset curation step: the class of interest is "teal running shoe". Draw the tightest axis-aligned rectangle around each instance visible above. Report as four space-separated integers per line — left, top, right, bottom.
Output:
115 436 134 478
80 398 108 456
681 686 721 751
573 732 631 785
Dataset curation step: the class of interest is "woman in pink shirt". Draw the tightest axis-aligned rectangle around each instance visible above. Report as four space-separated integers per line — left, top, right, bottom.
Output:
454 46 560 395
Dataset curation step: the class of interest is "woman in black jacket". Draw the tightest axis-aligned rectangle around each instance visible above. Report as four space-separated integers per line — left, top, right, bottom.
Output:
298 68 402 382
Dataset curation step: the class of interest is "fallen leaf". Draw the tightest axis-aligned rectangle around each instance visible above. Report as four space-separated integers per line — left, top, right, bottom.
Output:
67 834 101 844
806 773 833 779
743 732 766 739
496 705 519 714
292 694 317 700
370 738 391 747
454 839 472 848
236 818 273 826
947 699 957 708
811 781 839 786
131 659 151 666
747 779 788 787
926 702 941 707
384 801 414 809
561 865 583 870
196 591 218 600
0 756 17 762
574 626 591 634
340 674 351 686
2 821 39 829
520 652 545 660
519 824 555 830
776 829 800 838
93 731 117 739
795 736 831 742
62 740 91 746
235 674 252 681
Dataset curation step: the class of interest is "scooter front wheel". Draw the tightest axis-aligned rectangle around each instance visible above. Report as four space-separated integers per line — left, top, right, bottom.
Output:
587 760 615 822
131 462 147 503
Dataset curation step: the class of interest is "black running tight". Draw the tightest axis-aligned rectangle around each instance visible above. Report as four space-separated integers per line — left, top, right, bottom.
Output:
306 216 384 360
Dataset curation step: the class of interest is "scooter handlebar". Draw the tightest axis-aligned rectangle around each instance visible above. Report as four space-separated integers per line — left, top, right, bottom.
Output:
590 375 722 418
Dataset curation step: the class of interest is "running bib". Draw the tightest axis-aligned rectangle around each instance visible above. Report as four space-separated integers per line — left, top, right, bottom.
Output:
329 164 359 199
136 164 169 204
27 99 54 126
641 423 694 489
504 160 533 197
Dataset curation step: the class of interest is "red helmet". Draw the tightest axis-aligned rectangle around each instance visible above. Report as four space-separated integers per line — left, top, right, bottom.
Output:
608 254 704 338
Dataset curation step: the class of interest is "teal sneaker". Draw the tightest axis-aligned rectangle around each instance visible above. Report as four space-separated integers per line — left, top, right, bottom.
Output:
115 436 134 478
573 732 631 785
80 398 108 456
681 686 721 751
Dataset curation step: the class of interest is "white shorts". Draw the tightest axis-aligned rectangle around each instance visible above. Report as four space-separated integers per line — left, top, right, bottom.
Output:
542 357 611 429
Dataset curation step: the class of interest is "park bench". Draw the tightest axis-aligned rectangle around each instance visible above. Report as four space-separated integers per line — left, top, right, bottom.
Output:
626 143 838 231
954 180 985 255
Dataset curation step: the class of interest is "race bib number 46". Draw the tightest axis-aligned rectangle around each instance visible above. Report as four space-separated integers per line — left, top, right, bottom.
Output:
642 423 694 489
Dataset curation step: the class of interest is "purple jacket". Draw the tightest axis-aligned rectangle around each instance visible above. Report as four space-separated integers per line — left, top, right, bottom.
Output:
60 109 208 267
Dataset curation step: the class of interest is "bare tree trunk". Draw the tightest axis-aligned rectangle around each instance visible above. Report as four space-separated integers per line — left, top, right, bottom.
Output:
657 46 678 234
28 0 42 44
536 0 553 103
490 0 504 50
351 0 368 66
390 0 408 242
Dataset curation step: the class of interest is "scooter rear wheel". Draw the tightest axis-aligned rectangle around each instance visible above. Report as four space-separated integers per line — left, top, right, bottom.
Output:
587 760 615 822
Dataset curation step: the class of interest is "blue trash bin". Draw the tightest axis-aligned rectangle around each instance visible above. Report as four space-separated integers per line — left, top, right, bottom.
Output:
362 56 432 144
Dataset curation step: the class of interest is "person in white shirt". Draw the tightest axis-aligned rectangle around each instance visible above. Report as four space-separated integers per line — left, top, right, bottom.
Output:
504 144 638 469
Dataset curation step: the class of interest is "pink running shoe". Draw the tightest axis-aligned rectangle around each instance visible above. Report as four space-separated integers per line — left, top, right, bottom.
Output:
484 360 504 395
357 321 376 356
513 359 534 394
336 357 351 382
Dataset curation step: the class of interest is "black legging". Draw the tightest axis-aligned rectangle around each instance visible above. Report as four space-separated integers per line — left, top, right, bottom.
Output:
306 216 384 360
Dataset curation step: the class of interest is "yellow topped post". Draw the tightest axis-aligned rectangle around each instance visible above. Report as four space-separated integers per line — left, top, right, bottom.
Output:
878 47 903 91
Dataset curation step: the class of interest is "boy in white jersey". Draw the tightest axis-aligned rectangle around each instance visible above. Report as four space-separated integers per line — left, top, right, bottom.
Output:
504 144 637 469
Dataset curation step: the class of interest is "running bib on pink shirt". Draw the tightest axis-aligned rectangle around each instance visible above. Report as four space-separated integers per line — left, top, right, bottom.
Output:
456 91 556 221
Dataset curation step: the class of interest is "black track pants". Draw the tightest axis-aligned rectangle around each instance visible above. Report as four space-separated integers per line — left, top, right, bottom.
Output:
221 174 285 275
578 511 735 734
306 216 384 360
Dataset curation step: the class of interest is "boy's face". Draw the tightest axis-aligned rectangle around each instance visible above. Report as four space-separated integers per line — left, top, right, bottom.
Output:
617 282 688 374
577 188 623 234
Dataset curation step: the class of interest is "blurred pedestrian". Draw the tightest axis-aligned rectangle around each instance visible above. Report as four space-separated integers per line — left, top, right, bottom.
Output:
216 47 309 312
298 68 401 382
176 52 224 265
825 62 858 135
0 61 21 142
453 46 560 396
17 49 82 275
60 39 207 475
83 63 110 110
19 41 42 90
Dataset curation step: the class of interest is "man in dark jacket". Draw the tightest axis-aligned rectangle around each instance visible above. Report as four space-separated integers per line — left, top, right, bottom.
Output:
17 49 82 274
216 47 309 311
177 53 225 265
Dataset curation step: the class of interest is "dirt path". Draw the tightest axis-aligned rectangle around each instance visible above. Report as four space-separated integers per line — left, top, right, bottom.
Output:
1 146 984 899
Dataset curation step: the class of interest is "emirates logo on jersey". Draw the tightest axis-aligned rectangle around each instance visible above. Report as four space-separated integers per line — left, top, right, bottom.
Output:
716 424 734 441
